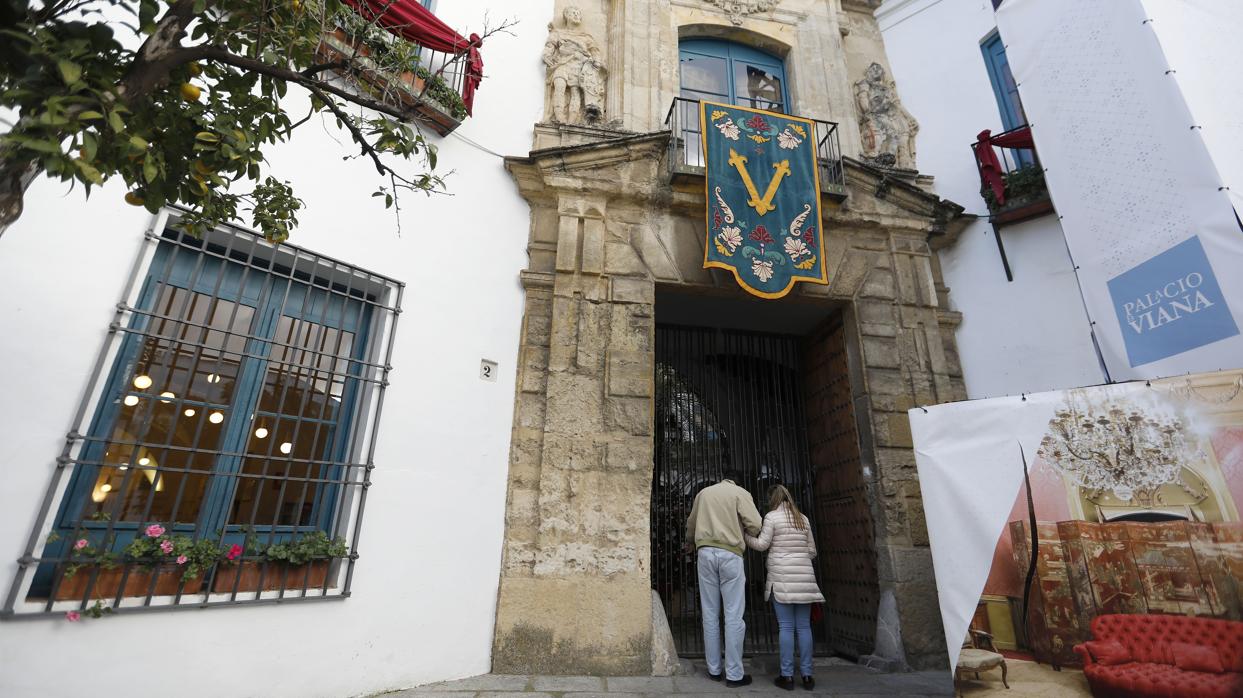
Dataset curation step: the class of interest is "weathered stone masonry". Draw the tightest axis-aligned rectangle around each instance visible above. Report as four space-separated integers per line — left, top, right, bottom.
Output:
492 0 971 675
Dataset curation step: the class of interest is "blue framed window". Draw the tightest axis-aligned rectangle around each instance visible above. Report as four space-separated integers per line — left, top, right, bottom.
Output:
16 222 400 611
679 39 788 113
981 32 1032 167
981 32 1026 131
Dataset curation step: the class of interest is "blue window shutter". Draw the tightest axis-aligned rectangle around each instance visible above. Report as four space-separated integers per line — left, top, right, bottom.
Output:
981 32 1026 131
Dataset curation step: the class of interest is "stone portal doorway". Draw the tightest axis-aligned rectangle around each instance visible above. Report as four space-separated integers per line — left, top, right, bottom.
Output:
652 323 824 656
650 290 881 661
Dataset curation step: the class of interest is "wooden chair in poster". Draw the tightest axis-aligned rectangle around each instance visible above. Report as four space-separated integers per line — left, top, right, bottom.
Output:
955 629 1010 696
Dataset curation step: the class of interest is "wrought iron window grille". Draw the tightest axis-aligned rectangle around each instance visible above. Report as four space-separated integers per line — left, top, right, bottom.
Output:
2 210 402 619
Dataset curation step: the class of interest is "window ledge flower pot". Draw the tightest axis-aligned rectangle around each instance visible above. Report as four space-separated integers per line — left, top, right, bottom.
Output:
211 560 334 593
55 565 203 600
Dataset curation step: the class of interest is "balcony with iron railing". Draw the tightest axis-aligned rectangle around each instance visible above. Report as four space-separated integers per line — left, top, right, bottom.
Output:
971 125 1053 226
665 97 847 201
318 23 472 136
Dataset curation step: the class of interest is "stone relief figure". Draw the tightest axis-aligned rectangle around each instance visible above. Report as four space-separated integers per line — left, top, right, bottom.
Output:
543 6 607 124
704 0 781 26
853 62 919 169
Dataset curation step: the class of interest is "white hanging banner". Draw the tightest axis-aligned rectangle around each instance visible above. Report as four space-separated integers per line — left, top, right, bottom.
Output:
996 0 1243 381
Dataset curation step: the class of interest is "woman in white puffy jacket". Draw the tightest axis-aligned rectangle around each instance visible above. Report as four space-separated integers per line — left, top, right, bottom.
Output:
745 484 825 691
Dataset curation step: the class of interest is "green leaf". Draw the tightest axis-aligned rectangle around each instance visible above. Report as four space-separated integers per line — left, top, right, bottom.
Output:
74 159 104 184
57 59 82 85
129 135 149 150
143 158 158 184
107 110 125 132
78 110 105 121
81 132 98 161
195 131 220 143
6 135 61 155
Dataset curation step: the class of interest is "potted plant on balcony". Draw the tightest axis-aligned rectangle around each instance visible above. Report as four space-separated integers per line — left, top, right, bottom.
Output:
212 530 348 593
982 163 1051 215
54 524 219 600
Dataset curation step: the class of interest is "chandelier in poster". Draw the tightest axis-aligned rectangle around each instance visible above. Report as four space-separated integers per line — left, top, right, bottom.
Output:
911 369 1243 692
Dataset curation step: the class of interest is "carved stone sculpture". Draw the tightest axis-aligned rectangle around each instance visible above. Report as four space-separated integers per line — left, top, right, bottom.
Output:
543 6 607 124
704 0 781 26
853 62 919 169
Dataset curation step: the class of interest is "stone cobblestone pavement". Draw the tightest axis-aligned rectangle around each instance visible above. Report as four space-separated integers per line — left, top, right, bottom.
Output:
380 659 958 697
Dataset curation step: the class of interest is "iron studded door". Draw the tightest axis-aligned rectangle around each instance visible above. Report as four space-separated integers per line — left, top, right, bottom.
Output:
802 316 878 659
651 324 824 656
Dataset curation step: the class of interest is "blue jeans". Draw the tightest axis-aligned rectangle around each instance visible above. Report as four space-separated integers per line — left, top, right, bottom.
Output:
697 547 746 680
773 600 814 678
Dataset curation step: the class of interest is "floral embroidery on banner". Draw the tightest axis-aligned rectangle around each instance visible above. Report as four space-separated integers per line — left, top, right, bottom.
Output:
715 118 741 140
716 225 743 255
784 236 809 261
752 257 775 282
745 115 770 131
777 127 803 150
713 187 736 223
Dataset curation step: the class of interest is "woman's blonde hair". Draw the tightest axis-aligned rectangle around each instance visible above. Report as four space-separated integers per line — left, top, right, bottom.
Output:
768 484 806 531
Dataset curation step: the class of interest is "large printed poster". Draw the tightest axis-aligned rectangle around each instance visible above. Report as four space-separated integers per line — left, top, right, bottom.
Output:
996 0 1243 381
912 370 1243 694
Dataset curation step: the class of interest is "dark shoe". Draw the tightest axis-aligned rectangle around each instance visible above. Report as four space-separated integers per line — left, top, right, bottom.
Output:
773 675 795 691
707 671 723 682
802 676 815 691
725 674 753 688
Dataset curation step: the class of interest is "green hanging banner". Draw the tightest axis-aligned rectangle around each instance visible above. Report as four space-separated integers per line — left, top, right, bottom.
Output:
701 101 827 299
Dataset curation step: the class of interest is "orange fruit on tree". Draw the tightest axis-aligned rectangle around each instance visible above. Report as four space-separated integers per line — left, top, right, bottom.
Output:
124 191 145 206
180 83 202 102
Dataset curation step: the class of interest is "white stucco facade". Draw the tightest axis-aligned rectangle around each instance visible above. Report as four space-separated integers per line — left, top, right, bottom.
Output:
0 2 550 697
876 0 1106 399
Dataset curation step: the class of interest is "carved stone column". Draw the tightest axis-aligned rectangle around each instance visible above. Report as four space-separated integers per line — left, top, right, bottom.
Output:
493 138 665 675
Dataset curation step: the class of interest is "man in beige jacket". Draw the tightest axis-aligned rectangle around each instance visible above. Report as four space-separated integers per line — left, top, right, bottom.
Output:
685 467 762 687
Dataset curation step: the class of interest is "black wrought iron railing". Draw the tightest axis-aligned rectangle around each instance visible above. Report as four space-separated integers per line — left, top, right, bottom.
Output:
665 97 846 196
319 26 471 132
970 124 1050 218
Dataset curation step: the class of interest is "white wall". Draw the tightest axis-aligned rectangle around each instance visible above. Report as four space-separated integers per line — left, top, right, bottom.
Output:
0 2 550 696
877 0 1105 398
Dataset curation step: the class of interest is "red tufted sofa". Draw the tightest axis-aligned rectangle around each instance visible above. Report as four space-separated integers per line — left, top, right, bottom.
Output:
1073 614 1243 698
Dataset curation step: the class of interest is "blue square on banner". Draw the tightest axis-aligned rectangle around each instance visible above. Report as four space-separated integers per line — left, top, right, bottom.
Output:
1107 236 1239 367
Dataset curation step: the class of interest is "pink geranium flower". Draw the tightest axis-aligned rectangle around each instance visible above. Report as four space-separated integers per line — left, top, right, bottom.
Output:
226 544 243 561
176 555 188 565
65 611 81 622
159 539 174 554
144 524 165 538
74 539 88 550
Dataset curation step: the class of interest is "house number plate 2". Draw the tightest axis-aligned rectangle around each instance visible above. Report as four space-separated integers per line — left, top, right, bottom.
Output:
479 359 498 382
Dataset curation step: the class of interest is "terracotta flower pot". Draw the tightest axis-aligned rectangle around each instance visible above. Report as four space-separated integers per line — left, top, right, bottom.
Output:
55 565 203 600
211 560 333 593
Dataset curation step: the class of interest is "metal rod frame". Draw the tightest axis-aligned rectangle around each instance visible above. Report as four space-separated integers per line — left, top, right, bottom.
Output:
664 96 845 192
651 324 825 657
2 212 402 619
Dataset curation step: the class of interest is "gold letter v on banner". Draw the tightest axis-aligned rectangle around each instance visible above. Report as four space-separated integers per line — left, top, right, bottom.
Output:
727 148 791 216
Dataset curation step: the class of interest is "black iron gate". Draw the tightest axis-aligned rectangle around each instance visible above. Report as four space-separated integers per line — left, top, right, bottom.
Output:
651 324 826 656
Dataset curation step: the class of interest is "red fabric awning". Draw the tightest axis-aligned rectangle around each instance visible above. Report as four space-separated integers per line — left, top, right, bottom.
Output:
975 127 1034 206
343 0 483 116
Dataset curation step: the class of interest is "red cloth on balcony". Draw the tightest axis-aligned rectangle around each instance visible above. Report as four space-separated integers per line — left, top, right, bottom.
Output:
343 0 483 115
974 127 1034 206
